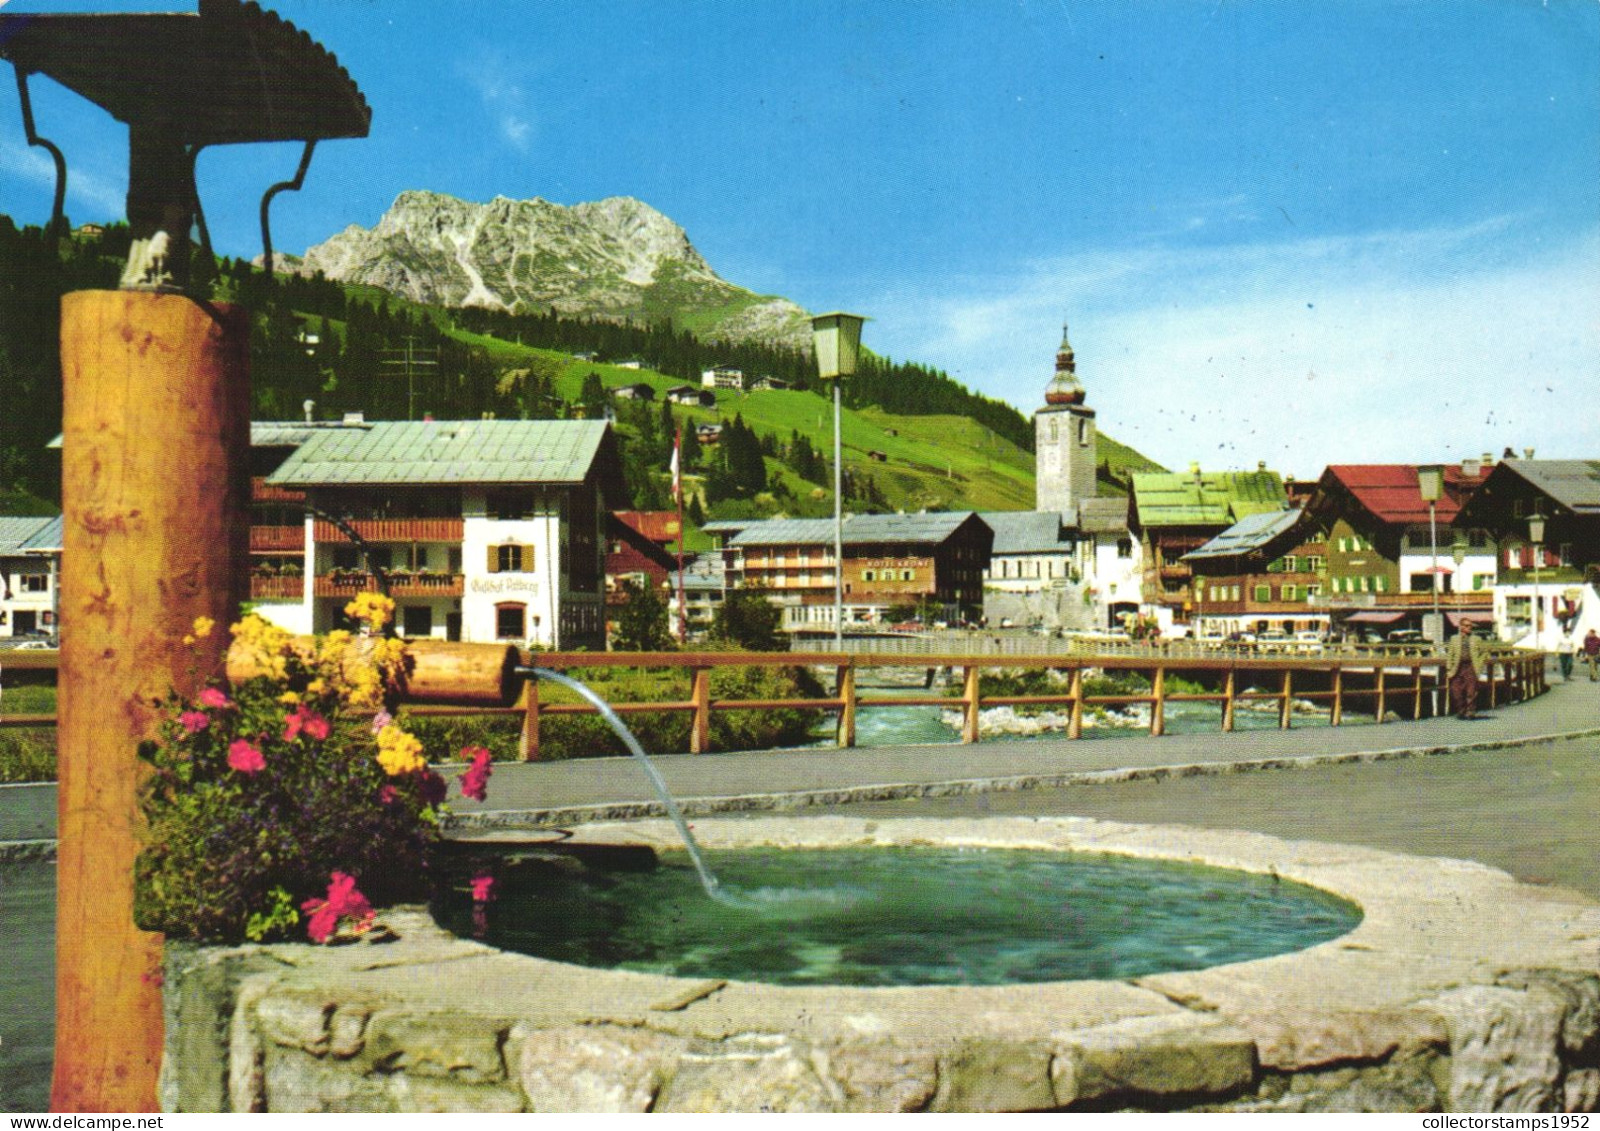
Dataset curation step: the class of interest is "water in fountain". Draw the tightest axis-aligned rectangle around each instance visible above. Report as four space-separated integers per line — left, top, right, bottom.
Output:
524 667 729 903
438 845 1362 986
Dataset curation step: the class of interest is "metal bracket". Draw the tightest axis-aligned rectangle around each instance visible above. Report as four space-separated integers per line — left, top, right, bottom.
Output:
259 139 316 277
12 67 67 233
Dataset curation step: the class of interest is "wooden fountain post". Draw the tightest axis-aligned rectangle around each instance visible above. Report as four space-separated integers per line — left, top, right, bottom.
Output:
54 291 250 1111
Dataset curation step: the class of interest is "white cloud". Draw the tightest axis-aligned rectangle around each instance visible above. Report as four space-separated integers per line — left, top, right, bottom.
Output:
457 59 536 153
0 140 125 220
866 220 1600 478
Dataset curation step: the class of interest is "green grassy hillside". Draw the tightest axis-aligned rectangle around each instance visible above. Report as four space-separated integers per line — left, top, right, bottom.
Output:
469 338 1162 515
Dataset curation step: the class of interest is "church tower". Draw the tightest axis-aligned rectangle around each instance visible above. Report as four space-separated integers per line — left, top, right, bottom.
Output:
1034 321 1097 515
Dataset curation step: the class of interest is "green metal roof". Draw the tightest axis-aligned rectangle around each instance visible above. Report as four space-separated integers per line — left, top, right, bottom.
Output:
0 516 57 555
1130 469 1287 528
730 512 988 549
266 420 612 487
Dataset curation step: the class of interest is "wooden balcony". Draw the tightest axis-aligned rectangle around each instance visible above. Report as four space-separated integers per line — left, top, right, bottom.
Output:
249 574 305 600
250 525 304 553
251 477 306 505
1380 591 1494 609
313 518 464 544
313 572 464 598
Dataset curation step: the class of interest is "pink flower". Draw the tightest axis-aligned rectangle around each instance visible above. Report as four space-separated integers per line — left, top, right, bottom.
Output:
458 746 493 802
283 705 330 743
198 687 233 710
227 739 265 774
300 871 374 944
371 709 393 735
179 710 210 733
470 871 496 904
378 784 399 805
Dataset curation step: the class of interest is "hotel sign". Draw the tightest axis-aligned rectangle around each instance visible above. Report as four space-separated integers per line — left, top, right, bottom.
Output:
471 577 539 595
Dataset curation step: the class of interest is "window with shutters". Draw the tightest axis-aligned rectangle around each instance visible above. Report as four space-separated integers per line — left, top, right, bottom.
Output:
488 544 533 573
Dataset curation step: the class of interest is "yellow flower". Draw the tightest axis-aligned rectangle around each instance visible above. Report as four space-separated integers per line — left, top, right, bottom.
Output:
191 616 215 640
306 679 327 695
278 691 301 706
229 614 292 682
344 592 396 632
375 724 426 776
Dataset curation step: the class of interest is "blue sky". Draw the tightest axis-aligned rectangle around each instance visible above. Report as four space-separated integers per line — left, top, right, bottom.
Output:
2 0 1596 477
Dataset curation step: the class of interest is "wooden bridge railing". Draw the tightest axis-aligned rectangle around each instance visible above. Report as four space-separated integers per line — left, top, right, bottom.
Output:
407 647 1547 759
2 647 1549 761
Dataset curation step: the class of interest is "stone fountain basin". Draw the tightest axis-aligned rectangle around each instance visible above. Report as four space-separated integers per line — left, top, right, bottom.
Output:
163 817 1600 1113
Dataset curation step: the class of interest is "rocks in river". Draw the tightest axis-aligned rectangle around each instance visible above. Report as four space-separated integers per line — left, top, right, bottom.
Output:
939 705 1149 738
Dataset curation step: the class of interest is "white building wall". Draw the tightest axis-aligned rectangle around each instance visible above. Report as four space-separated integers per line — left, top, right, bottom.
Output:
460 488 562 648
1494 581 1596 652
1079 534 1142 628
251 600 314 636
1 556 55 637
1397 532 1498 596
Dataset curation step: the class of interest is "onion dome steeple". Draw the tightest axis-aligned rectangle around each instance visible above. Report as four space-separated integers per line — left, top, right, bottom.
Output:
1043 320 1085 405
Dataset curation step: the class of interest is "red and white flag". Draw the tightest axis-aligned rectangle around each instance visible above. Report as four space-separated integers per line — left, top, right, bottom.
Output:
670 428 682 501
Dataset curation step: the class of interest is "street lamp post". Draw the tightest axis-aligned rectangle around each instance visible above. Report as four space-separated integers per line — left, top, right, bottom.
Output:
1417 465 1444 647
811 313 866 649
1529 511 1546 650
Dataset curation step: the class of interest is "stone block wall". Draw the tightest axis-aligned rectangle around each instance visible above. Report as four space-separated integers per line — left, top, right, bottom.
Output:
159 817 1600 1113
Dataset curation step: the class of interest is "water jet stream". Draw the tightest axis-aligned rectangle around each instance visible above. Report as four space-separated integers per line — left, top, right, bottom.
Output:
521 667 732 903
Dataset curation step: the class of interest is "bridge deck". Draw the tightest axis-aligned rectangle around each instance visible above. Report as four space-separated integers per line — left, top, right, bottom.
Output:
447 662 1595 830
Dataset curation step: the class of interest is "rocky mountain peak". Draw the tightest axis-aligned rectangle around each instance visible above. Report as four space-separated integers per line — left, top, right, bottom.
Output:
294 191 807 347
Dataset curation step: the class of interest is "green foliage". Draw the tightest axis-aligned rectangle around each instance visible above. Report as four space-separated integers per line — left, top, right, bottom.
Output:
0 729 55 783
710 588 785 651
612 580 673 652
244 886 300 942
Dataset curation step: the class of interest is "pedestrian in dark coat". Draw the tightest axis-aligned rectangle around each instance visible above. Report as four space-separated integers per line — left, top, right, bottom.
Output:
1446 621 1488 718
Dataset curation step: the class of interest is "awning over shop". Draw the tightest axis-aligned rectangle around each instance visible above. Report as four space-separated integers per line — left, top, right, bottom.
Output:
1344 610 1405 625
1444 611 1489 628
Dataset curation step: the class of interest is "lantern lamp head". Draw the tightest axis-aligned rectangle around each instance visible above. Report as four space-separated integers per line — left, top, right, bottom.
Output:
811 312 867 382
1416 464 1444 503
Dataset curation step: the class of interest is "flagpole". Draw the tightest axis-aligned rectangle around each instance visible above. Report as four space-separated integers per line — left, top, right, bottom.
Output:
674 426 687 642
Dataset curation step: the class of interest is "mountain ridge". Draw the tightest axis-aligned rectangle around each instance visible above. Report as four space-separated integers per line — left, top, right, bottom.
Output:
291 190 813 349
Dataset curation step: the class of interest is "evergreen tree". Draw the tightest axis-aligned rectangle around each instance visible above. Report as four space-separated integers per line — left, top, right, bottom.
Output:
579 371 607 417
612 580 673 652
710 588 785 651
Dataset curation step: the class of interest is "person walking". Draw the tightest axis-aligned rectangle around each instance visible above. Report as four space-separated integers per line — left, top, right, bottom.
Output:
1585 628 1600 682
1557 631 1578 681
1446 620 1489 719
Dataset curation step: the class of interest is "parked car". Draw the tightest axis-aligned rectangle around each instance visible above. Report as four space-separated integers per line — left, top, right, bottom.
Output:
1386 629 1426 644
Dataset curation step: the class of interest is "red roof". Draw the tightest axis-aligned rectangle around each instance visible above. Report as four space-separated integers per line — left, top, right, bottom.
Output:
1323 464 1491 525
612 510 682 545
